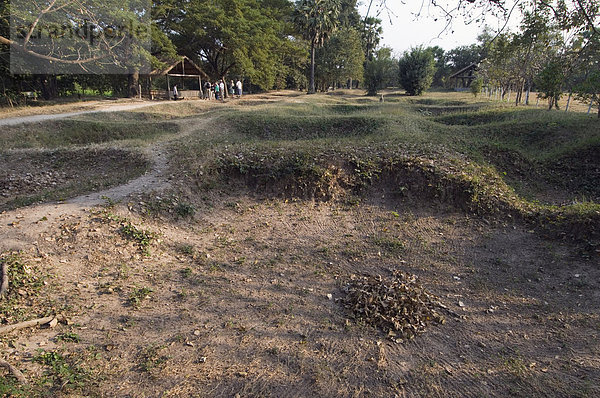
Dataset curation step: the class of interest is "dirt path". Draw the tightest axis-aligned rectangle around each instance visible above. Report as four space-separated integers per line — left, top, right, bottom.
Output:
0 101 173 127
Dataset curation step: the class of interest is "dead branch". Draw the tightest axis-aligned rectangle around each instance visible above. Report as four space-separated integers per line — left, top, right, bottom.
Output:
0 259 7 297
0 359 27 384
0 316 55 335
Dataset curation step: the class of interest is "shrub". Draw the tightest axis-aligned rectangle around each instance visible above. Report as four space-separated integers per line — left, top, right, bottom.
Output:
398 46 436 96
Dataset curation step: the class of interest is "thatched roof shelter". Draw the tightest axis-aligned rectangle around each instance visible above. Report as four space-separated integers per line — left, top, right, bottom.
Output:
149 56 209 99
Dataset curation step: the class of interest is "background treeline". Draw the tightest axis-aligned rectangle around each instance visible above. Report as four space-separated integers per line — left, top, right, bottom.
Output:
0 0 599 115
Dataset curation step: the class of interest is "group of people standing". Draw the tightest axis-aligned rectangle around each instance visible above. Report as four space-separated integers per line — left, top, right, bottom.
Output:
203 79 243 101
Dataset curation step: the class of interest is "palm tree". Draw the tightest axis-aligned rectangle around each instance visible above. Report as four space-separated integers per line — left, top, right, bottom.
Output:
293 0 341 94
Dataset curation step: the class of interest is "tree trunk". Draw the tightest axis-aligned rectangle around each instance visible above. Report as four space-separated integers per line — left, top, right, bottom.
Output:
309 43 316 94
39 75 58 100
222 76 228 99
565 92 572 112
0 260 8 296
128 69 139 98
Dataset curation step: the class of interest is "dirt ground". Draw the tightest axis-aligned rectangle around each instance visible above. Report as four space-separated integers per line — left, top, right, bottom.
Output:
0 93 599 397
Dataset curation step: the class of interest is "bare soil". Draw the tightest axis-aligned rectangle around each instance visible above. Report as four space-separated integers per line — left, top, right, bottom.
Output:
0 93 598 397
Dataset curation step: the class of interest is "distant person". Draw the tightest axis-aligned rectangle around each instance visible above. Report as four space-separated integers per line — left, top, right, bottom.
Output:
204 81 211 100
229 80 235 97
172 85 178 100
219 80 225 101
214 81 220 100
236 79 242 98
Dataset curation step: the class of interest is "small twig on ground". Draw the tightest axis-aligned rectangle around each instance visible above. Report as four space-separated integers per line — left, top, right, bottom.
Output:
0 316 55 335
0 260 8 297
0 359 28 384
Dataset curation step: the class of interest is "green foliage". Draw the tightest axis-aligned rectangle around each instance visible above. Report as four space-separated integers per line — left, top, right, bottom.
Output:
363 48 396 96
129 286 153 309
293 0 341 92
315 27 364 89
575 69 600 117
139 344 169 372
447 44 483 72
398 46 436 96
119 223 157 255
536 61 565 109
0 376 29 397
372 236 406 255
573 34 600 117
175 202 196 218
1 252 43 293
470 78 483 97
170 0 301 90
56 332 81 343
293 0 341 48
33 349 88 392
361 17 383 61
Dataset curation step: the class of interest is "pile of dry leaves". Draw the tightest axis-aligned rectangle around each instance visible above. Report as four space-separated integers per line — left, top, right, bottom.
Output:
343 271 445 342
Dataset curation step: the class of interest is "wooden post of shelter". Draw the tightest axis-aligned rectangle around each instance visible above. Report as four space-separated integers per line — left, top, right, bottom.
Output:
166 75 171 100
181 59 185 90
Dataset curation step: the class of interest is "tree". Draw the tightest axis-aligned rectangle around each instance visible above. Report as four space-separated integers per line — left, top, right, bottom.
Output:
2 0 151 73
536 60 565 109
470 77 483 97
361 17 382 61
427 46 450 88
363 47 395 96
293 0 341 93
447 44 484 71
315 27 364 90
511 7 563 105
573 31 600 117
163 0 298 91
575 69 600 117
398 46 436 96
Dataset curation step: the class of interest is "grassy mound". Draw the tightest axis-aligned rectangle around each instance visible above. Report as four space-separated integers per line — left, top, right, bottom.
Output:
230 113 387 140
1 119 179 149
169 95 599 250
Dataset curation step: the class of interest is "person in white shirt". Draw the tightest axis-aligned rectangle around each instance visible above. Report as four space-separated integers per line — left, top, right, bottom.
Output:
236 79 242 98
219 81 225 101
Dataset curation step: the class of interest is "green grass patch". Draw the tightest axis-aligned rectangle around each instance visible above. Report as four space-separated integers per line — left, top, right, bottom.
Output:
33 349 89 392
230 112 388 140
0 119 179 149
128 286 153 309
119 223 157 256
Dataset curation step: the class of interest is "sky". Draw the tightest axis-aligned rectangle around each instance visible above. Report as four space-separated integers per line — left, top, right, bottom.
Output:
357 0 522 55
